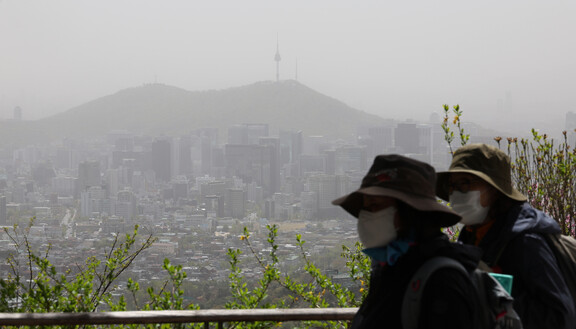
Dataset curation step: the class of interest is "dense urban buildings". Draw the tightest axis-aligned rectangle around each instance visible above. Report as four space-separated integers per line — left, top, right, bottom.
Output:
0 117 497 228
0 114 531 305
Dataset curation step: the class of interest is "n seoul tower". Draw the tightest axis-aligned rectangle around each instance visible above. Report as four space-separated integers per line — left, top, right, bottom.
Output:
274 38 281 82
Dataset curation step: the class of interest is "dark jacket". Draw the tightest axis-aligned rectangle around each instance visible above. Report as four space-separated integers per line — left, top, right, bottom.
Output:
351 233 482 329
458 202 576 329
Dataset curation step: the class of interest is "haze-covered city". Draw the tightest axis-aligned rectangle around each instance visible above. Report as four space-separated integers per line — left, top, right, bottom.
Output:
0 0 576 312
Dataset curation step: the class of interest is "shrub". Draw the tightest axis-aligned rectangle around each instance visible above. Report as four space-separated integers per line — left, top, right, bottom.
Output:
442 105 576 236
224 225 369 328
498 130 576 235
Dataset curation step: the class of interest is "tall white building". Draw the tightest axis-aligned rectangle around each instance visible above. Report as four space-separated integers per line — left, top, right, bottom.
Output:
116 189 137 220
80 186 107 217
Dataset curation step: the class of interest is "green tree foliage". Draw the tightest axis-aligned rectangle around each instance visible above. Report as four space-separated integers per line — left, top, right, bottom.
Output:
225 225 369 328
0 222 157 313
0 220 370 328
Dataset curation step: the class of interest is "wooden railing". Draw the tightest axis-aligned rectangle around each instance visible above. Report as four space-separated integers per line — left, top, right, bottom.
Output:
0 308 359 328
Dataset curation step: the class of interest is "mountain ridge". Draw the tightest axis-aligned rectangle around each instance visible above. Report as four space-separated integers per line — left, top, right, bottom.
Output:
1 80 387 146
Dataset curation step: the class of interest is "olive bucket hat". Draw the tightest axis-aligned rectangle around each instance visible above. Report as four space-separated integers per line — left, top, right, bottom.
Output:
332 154 461 227
436 143 527 202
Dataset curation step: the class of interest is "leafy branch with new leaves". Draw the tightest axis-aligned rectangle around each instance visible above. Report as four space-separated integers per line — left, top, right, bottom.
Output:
442 105 576 237
442 104 469 155
225 224 368 329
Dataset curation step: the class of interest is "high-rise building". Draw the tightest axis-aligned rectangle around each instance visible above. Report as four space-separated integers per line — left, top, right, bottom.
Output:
264 198 275 219
417 124 433 163
367 125 394 157
32 162 56 187
77 161 101 196
192 128 219 176
245 182 264 204
0 196 7 226
111 149 145 170
304 135 326 155
80 186 107 217
272 192 295 220
279 130 303 165
107 131 134 152
334 145 367 175
55 147 73 169
259 137 280 195
172 179 189 200
200 181 227 199
205 195 224 218
395 123 421 154
116 189 137 220
299 191 317 220
105 169 120 197
226 188 245 219
307 173 347 219
323 150 336 175
151 138 171 182
225 143 279 196
52 176 77 197
299 155 325 176
13 106 22 121
119 158 136 188
13 145 42 165
428 113 451 170
171 136 192 177
200 137 213 176
228 123 269 145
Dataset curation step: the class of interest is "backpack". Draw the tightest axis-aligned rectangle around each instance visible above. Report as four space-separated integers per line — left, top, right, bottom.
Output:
544 233 576 311
402 256 522 329
495 232 576 315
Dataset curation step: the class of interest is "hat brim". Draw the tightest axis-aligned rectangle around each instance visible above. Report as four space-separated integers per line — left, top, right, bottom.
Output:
436 169 527 202
332 186 462 227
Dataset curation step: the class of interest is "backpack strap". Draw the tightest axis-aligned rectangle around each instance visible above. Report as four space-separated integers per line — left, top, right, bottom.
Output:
402 257 468 329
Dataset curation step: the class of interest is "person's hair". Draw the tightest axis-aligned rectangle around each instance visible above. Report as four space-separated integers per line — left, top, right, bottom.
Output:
396 200 443 241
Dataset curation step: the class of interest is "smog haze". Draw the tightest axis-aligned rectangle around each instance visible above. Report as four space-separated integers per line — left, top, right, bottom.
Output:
1 0 575 135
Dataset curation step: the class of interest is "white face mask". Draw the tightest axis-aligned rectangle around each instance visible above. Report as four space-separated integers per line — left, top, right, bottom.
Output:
449 190 490 225
357 206 398 249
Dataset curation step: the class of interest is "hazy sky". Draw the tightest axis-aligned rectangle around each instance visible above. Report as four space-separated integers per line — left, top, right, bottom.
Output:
1 1 575 135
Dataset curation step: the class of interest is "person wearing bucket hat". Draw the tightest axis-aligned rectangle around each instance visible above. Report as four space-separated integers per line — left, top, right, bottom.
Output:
333 154 483 329
437 143 575 329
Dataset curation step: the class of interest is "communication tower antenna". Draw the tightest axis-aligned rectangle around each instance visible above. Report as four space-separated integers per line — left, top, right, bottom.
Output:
295 58 298 81
274 36 281 82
